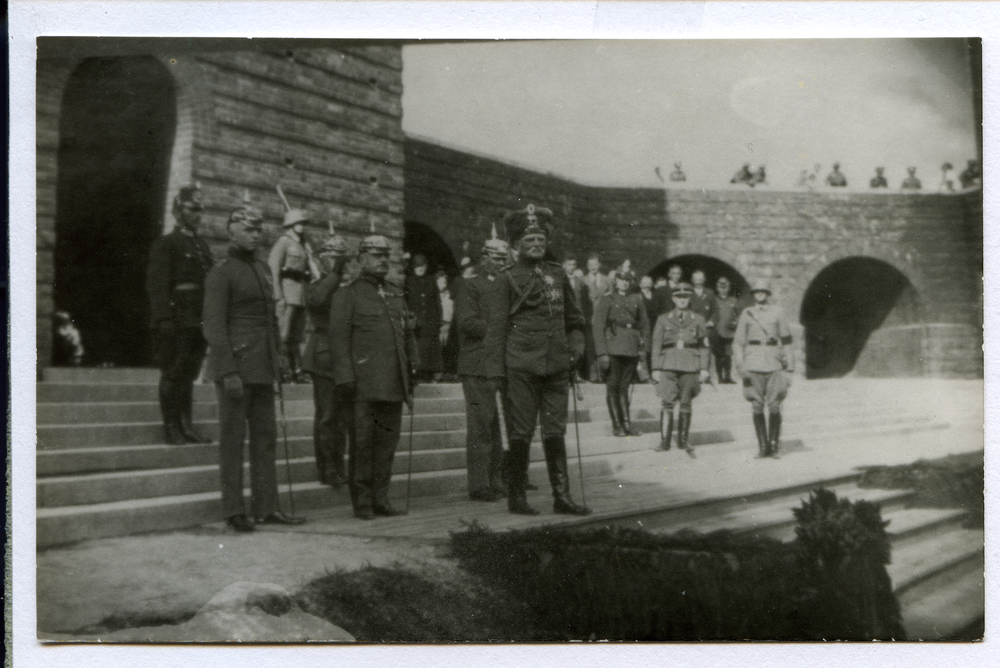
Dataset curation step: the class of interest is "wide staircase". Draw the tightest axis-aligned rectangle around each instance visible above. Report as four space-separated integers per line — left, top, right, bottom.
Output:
36 369 983 639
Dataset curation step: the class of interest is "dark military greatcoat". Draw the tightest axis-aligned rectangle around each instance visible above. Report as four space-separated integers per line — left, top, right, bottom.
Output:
147 227 214 328
592 291 650 359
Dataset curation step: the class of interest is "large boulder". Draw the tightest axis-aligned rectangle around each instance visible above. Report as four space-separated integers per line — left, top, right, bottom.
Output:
92 581 355 642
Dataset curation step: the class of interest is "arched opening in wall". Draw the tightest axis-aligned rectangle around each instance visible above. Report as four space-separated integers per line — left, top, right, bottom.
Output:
53 56 177 366
801 258 921 379
649 254 752 303
403 221 459 277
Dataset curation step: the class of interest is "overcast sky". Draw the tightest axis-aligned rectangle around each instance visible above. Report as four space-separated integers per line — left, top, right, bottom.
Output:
402 39 978 192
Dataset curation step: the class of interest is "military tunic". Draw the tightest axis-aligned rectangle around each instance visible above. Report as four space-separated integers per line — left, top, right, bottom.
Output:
651 308 710 411
202 245 282 520
732 303 793 413
405 272 443 378
330 275 418 512
455 272 507 497
592 290 650 394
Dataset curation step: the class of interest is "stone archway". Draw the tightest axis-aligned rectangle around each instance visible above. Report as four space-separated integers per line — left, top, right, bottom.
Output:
53 56 177 366
800 257 921 379
403 221 460 278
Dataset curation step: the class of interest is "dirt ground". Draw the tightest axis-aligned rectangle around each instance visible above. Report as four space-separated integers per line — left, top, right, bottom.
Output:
36 524 453 636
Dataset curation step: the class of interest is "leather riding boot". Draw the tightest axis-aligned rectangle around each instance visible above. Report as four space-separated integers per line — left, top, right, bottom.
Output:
678 412 696 458
752 413 769 458
619 389 640 436
279 343 294 384
506 439 538 515
656 409 673 451
722 356 734 383
767 412 782 458
607 393 625 437
179 384 211 443
544 437 591 515
159 381 186 445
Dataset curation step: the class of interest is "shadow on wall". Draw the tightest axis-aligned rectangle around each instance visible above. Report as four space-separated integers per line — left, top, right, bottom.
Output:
403 221 459 277
801 258 921 379
649 255 752 303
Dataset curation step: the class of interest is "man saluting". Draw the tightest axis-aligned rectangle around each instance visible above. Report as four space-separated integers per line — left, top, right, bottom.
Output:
498 204 591 516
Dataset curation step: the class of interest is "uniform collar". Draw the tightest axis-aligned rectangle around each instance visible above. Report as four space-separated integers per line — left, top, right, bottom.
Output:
228 245 256 262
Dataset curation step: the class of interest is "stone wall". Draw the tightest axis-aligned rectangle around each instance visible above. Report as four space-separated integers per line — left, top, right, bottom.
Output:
36 42 405 368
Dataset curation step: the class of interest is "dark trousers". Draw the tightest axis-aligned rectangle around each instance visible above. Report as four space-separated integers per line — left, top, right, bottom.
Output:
605 355 638 394
351 399 403 510
310 374 353 484
155 327 207 418
460 375 505 496
505 369 571 498
215 382 279 519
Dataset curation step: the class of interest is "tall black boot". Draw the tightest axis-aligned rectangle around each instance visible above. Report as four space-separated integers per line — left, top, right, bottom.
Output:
656 409 673 451
678 412 696 459
619 389 641 436
722 355 734 383
158 381 186 445
544 436 592 515
506 439 538 515
606 393 625 436
752 413 769 458
767 412 782 458
179 384 211 443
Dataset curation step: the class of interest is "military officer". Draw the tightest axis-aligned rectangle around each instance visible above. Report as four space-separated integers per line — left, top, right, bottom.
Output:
454 225 510 502
650 264 684 318
732 282 794 458
650 283 710 457
202 203 304 532
302 225 353 487
146 185 214 445
330 225 418 520
268 208 318 384
498 204 591 516
592 267 650 437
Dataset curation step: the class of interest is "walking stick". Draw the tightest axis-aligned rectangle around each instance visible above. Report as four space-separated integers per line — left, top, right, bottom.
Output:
495 389 511 487
569 370 587 507
405 396 415 514
275 382 298 518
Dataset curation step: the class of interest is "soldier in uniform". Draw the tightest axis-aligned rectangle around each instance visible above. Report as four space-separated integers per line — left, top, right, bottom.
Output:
302 225 353 487
650 263 684 318
330 226 418 520
732 282 794 458
651 284 710 457
202 203 305 532
146 185 214 445
454 226 510 502
499 204 591 517
711 276 741 384
592 268 650 436
268 208 318 383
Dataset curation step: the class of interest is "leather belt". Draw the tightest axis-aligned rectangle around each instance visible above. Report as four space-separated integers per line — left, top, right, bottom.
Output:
280 268 311 283
662 341 699 349
747 340 779 346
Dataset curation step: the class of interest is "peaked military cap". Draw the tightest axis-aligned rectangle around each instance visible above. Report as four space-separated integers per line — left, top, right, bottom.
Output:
671 282 694 297
504 203 554 243
359 220 391 255
282 209 310 228
173 184 203 211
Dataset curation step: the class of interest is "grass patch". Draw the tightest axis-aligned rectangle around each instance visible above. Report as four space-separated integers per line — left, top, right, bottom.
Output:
857 451 984 527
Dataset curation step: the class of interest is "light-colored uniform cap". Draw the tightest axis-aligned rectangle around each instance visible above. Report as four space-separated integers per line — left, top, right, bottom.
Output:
283 209 310 228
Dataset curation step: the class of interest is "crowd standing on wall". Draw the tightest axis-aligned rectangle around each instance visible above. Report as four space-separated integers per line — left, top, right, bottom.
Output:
146 185 807 530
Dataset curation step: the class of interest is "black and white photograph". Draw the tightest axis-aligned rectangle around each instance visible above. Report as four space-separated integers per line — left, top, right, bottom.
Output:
9 2 994 664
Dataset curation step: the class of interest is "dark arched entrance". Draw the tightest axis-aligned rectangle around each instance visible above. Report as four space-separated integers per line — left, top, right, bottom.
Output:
54 56 177 366
801 258 921 379
403 221 459 277
650 254 752 303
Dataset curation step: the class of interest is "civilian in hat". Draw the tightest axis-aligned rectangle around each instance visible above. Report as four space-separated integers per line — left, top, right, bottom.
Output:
330 225 418 520
651 283 710 457
592 265 650 436
203 203 305 532
455 225 511 502
146 185 214 445
302 225 353 487
651 263 685 318
732 282 794 458
405 253 444 383
268 208 318 384
498 204 591 516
